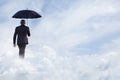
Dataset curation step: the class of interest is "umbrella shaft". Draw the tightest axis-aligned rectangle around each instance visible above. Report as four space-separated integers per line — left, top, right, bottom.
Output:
26 19 28 26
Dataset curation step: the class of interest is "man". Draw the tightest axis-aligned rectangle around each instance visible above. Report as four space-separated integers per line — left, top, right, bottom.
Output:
13 20 30 58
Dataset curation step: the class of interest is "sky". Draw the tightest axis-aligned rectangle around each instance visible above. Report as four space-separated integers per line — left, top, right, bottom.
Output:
0 0 120 80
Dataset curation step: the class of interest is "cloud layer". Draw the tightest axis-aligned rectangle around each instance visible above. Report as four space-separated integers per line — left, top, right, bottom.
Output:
0 0 120 80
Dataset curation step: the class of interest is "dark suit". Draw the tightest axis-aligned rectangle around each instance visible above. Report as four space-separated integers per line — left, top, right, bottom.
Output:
13 25 30 58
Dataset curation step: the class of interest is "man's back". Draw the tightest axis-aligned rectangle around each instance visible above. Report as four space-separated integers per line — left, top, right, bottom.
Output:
13 25 30 45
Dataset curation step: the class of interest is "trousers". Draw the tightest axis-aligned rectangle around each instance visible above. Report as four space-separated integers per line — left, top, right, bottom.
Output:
18 44 26 58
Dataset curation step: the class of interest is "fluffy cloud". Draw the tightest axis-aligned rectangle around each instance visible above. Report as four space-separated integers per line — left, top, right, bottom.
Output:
0 0 120 80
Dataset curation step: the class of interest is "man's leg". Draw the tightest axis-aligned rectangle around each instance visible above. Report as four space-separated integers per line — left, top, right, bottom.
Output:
18 44 26 58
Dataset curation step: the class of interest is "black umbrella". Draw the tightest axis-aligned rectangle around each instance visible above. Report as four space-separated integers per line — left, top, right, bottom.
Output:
12 9 42 25
12 9 41 18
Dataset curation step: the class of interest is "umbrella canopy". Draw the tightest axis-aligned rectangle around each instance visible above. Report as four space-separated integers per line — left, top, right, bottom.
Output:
12 10 42 19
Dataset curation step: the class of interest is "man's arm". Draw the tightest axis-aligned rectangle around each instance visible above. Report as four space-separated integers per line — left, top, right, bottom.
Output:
13 28 17 47
27 27 30 37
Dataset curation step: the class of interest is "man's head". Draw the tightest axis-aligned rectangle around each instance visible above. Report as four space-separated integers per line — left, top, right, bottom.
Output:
20 20 25 25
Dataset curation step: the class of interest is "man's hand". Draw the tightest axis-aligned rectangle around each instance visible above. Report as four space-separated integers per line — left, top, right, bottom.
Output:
13 44 16 47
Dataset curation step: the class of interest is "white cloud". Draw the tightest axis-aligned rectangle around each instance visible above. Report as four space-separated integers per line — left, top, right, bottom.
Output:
0 0 120 80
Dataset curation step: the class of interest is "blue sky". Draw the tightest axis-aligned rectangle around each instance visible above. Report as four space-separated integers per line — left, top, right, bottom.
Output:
0 0 120 80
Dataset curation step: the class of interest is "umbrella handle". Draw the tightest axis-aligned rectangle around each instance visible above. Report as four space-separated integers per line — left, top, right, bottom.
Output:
26 8 28 26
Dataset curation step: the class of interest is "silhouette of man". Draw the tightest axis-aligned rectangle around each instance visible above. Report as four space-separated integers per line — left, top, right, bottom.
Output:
13 20 30 58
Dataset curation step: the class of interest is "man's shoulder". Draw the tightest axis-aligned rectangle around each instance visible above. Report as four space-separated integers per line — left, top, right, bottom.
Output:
25 26 29 28
16 25 21 28
25 26 30 30
16 25 29 28
16 26 20 29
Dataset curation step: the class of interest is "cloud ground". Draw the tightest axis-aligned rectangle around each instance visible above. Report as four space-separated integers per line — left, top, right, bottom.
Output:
0 0 120 80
